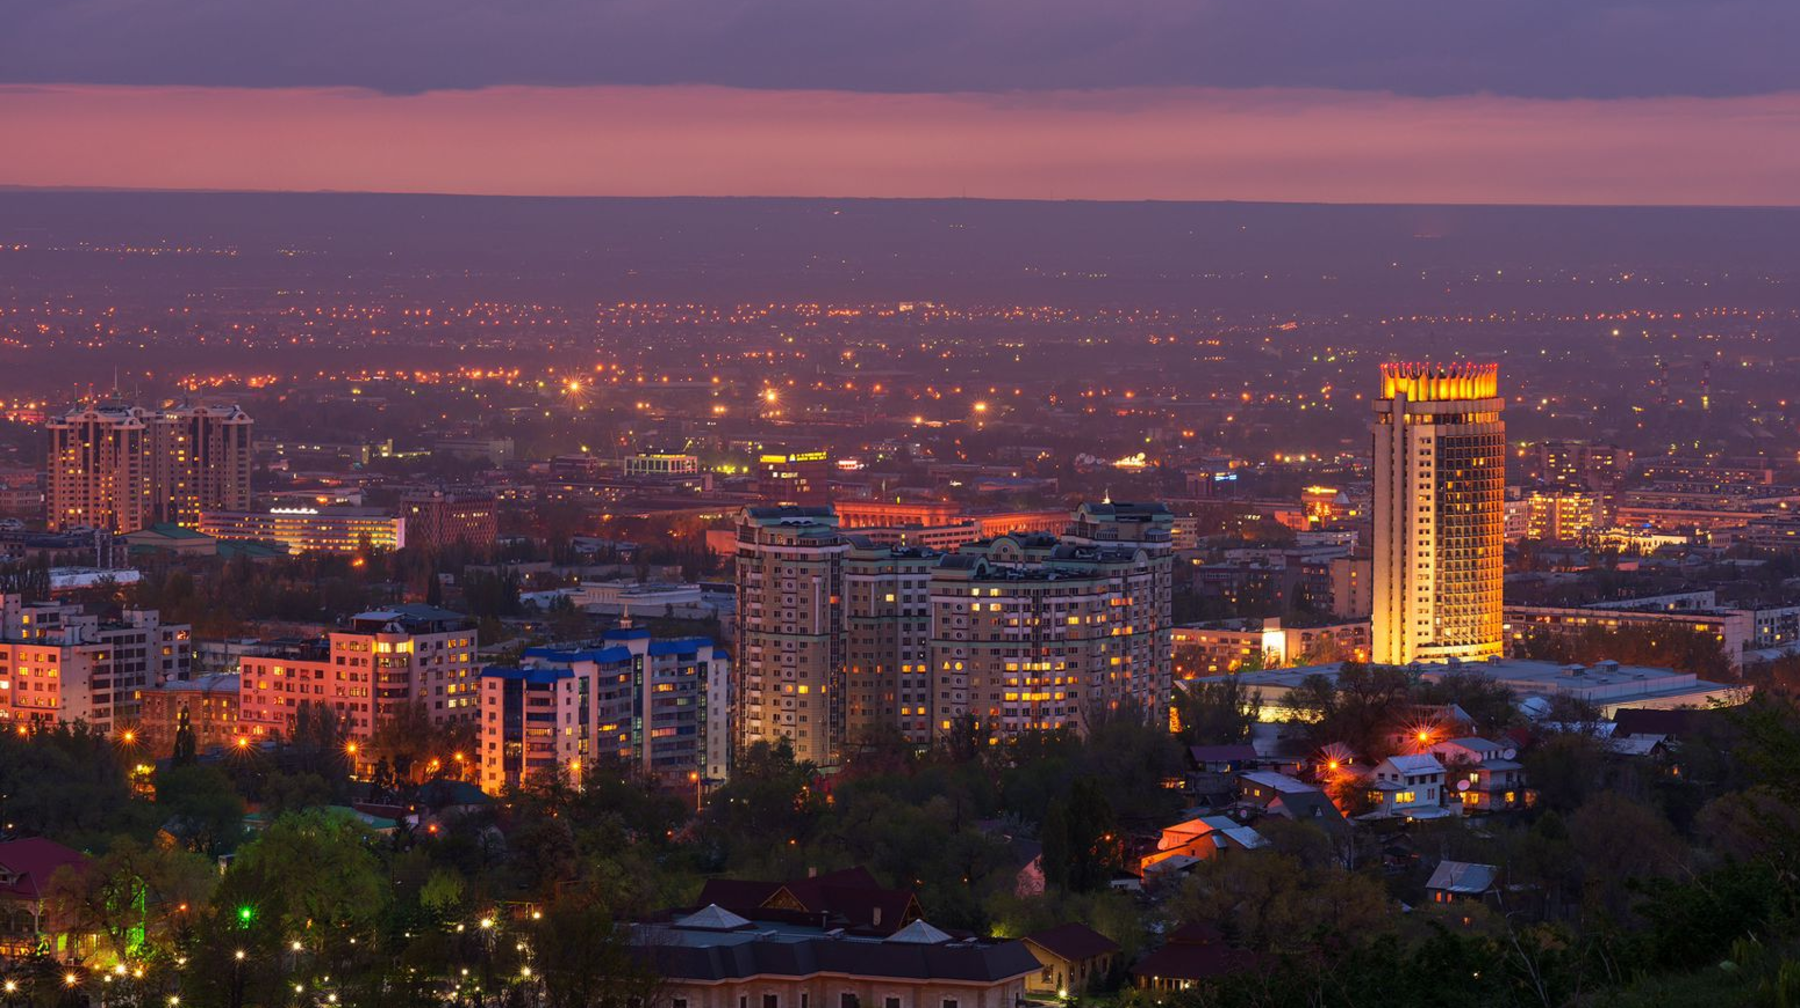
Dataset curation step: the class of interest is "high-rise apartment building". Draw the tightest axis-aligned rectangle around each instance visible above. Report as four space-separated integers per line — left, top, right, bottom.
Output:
733 506 847 765
47 403 252 534
936 505 1173 738
476 627 729 793
1371 363 1506 665
236 605 478 741
733 502 1173 765
843 541 935 744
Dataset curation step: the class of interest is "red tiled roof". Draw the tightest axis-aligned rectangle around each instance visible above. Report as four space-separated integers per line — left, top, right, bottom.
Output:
0 838 89 902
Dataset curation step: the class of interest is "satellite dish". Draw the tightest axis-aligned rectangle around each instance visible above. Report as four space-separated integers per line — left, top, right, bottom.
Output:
1502 748 1517 760
1456 779 1471 792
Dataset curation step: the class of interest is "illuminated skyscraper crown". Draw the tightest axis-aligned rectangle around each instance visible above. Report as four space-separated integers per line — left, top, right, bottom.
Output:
1379 362 1499 402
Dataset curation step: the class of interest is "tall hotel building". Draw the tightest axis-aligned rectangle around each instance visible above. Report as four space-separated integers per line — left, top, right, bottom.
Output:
47 403 252 534
1371 363 1506 665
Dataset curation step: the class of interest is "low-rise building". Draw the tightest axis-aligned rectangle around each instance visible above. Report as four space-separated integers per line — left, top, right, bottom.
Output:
637 908 1036 1008
1429 737 1527 814
138 673 242 756
1425 861 1501 905
1131 923 1261 993
198 506 405 554
1020 924 1120 996
1361 754 1451 821
0 837 93 960
1187 657 1744 721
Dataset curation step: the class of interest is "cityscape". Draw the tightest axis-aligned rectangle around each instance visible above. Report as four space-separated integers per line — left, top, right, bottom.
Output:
4 4 1800 1008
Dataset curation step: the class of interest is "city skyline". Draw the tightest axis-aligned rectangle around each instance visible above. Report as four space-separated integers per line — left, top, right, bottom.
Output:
1 5 1797 1003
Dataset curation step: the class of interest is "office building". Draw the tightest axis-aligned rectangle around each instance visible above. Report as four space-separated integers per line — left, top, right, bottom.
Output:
623 452 701 477
757 449 832 504
198 506 405 554
401 490 498 552
0 594 192 734
237 605 477 741
1172 618 1369 677
476 627 729 793
1371 363 1506 665
47 403 252 534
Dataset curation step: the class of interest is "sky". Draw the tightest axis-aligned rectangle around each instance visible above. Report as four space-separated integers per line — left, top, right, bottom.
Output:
4 0 1799 204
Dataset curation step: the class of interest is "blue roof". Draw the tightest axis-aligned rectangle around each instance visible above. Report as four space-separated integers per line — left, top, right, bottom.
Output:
604 627 652 641
521 645 634 665
480 665 573 685
649 638 713 657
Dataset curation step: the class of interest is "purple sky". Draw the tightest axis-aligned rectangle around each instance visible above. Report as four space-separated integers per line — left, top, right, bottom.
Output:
4 0 1798 202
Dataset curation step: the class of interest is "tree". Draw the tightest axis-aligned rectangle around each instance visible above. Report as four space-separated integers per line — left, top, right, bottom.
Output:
1173 849 1390 952
367 701 478 784
1173 677 1257 745
171 705 197 767
1040 777 1120 892
217 809 388 949
1415 670 1518 734
0 722 138 843
529 891 664 1008
1568 791 1685 922
46 836 217 962
156 765 246 857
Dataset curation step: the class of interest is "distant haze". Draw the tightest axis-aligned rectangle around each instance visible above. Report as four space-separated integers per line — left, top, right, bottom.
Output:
4 1 1800 203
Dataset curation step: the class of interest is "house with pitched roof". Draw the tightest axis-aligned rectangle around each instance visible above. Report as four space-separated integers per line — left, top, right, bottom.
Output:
635 903 1038 1008
1139 816 1268 877
1019 923 1119 995
1429 737 1527 814
692 867 924 936
1131 923 1261 992
1359 754 1453 820
0 838 91 959
1425 861 1501 905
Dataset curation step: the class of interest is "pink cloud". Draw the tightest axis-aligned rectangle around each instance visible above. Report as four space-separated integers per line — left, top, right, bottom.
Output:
2 83 1798 204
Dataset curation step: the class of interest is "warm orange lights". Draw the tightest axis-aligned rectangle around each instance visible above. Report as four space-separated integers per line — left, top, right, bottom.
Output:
1379 361 1499 402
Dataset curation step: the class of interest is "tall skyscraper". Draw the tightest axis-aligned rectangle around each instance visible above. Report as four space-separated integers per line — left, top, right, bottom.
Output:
47 403 253 534
1371 363 1506 665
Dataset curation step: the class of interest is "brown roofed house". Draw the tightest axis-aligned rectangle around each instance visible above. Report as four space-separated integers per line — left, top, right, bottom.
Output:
1020 923 1120 995
693 867 924 936
1131 923 1262 993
